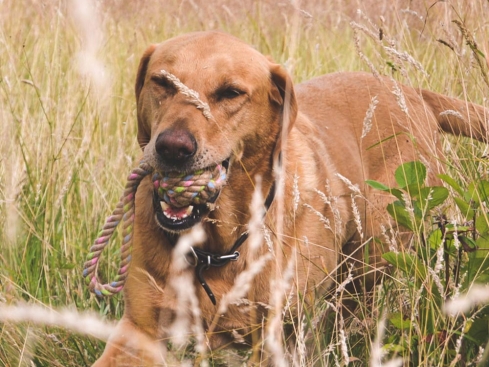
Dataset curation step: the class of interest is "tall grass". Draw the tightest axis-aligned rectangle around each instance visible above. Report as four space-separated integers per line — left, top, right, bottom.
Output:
1 0 488 366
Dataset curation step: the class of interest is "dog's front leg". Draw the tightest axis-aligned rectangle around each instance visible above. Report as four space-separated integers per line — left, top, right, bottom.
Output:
93 317 167 367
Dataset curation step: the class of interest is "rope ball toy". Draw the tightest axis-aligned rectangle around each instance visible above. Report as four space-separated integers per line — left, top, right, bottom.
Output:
153 163 227 208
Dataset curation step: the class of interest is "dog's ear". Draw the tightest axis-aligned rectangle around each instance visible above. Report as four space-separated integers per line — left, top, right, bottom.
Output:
135 44 157 150
269 63 298 126
269 62 298 165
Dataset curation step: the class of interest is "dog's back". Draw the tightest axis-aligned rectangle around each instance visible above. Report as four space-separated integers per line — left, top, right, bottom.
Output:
295 71 487 183
292 71 488 287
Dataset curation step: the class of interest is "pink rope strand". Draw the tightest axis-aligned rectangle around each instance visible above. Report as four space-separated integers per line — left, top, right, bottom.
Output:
83 161 153 297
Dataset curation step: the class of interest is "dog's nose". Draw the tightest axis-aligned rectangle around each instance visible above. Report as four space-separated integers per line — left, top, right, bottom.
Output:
155 129 197 164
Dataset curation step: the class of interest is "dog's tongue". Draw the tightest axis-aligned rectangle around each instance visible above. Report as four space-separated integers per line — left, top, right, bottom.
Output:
161 202 193 220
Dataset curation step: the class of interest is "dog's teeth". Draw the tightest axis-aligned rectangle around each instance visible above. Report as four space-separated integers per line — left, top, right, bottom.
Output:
160 201 169 211
160 203 194 220
177 206 194 220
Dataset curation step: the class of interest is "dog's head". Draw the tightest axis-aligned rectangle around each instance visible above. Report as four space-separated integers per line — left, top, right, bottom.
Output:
135 31 297 233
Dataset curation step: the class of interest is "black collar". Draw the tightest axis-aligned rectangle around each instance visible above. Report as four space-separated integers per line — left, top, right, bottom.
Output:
187 182 276 305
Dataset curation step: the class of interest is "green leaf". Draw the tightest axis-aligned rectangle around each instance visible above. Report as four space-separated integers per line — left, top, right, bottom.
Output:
445 223 471 234
466 253 489 284
428 186 449 208
387 201 414 230
382 251 427 280
459 236 477 253
476 214 489 235
365 180 404 201
405 183 423 197
454 196 474 218
467 314 489 345
466 236 489 284
395 161 426 189
389 188 405 201
428 229 444 250
410 200 424 220
466 181 479 203
465 181 489 206
438 174 464 196
416 186 449 211
464 182 476 203
365 179 390 191
475 236 489 256
429 228 458 255
382 343 406 353
389 312 412 330
476 180 489 204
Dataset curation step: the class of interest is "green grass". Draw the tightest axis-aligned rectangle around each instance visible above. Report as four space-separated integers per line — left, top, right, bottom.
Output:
1 0 489 366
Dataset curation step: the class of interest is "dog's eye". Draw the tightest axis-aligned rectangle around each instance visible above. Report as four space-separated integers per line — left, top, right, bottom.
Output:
216 88 244 100
151 76 177 94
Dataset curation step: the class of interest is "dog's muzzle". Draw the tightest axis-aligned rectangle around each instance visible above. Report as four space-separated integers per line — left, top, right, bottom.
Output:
152 160 228 232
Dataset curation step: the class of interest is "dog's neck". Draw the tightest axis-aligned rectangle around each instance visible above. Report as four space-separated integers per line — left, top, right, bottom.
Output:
162 181 277 305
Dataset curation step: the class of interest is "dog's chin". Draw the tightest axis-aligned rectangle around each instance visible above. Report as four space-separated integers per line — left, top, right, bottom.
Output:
152 190 218 233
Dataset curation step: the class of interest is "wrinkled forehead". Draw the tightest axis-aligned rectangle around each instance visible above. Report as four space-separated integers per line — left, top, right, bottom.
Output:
147 32 270 86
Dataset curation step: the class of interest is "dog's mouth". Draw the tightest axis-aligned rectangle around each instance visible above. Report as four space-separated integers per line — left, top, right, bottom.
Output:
152 160 229 232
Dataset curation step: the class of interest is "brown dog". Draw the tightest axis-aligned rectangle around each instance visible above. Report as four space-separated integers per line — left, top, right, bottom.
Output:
93 31 488 365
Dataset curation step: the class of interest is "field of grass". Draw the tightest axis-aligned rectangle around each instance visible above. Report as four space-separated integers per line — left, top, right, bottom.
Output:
1 0 489 366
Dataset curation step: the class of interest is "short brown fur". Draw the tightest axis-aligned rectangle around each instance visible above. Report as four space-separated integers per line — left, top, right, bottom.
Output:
93 31 488 366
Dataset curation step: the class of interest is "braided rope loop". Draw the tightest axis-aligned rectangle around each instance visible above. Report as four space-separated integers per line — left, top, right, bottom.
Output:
83 161 153 297
153 164 227 208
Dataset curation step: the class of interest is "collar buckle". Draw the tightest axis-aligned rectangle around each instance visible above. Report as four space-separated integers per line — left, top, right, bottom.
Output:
217 251 240 261
185 246 199 267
